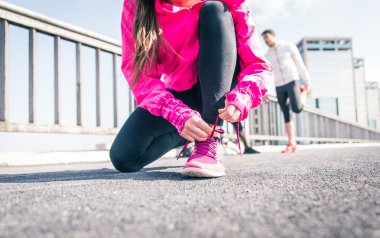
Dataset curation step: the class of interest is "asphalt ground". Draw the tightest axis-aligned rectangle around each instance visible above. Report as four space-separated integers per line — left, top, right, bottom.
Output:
1 146 379 238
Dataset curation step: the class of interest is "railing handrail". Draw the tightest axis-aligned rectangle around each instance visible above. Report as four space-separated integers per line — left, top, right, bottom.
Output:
0 1 379 143
0 0 121 54
267 94 380 133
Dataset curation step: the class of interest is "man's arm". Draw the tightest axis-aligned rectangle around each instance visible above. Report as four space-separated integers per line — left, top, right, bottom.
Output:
290 44 311 86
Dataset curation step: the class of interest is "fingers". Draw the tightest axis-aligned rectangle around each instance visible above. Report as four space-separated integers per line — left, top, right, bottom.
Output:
188 130 207 142
264 95 269 104
227 105 235 115
219 105 241 122
191 116 213 137
196 120 213 136
181 116 213 142
226 110 241 122
231 110 241 121
181 134 195 143
218 108 227 113
190 127 209 141
181 130 208 142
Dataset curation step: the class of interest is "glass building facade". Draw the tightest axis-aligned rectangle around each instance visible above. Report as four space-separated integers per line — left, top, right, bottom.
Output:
297 38 357 123
353 58 369 126
366 82 380 129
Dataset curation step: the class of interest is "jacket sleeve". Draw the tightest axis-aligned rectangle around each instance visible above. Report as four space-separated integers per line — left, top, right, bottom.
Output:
121 0 200 134
289 43 311 85
221 0 274 121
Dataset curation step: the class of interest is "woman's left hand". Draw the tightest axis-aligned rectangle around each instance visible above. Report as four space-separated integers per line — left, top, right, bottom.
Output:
218 100 241 123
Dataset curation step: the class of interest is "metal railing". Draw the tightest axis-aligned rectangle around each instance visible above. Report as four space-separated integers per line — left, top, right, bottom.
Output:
225 95 380 144
1 1 379 145
0 0 136 135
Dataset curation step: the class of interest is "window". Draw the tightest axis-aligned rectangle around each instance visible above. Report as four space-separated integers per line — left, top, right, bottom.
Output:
316 98 339 115
368 120 377 129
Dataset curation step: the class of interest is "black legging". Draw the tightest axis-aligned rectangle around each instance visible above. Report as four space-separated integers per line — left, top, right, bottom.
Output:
109 1 240 172
275 80 303 123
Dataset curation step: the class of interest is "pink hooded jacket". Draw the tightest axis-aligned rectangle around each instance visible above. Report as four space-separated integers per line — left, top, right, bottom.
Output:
121 0 273 134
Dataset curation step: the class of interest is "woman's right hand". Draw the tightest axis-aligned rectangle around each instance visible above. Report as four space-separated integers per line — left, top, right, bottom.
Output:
180 116 213 142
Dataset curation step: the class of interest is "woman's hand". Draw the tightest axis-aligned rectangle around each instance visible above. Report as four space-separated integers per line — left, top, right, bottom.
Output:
181 116 213 142
218 100 241 123
263 94 270 105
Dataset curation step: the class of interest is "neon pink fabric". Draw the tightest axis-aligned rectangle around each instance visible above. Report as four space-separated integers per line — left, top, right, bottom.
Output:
121 0 273 134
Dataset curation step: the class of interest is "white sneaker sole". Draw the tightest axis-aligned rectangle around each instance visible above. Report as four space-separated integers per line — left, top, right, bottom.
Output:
181 167 225 178
300 91 307 106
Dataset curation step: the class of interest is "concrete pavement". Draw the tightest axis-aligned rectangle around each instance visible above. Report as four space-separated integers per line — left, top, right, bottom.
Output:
1 142 379 167
0 146 379 238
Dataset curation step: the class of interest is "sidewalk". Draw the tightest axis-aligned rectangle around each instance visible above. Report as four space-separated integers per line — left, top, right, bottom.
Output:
1 146 379 238
1 142 379 167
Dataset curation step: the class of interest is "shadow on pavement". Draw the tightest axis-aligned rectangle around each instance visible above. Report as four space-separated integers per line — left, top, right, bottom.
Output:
0 165 213 183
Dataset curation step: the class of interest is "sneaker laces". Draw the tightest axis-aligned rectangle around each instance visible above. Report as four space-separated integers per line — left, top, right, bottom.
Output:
191 138 220 161
177 114 243 160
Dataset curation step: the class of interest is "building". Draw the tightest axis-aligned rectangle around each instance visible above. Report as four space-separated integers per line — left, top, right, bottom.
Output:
366 82 380 129
353 58 369 126
297 38 357 122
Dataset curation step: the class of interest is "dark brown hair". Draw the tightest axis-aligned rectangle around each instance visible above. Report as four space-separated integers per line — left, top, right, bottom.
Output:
131 0 162 87
261 29 275 36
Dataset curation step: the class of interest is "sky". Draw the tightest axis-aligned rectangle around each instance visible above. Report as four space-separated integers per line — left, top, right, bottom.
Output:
1 0 379 152
4 0 380 84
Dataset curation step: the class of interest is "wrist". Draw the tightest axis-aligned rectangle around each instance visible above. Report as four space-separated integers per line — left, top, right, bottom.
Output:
173 110 201 135
225 92 251 121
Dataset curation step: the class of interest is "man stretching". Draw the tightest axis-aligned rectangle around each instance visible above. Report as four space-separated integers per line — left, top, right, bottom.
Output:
262 29 311 153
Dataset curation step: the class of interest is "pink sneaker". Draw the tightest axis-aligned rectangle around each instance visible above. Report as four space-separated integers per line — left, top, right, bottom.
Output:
181 137 225 178
177 113 242 178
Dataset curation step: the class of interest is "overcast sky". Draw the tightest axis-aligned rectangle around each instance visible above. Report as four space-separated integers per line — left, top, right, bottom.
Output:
1 0 379 152
4 0 380 84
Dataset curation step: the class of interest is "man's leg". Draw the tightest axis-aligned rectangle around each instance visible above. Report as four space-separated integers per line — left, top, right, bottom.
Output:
233 121 261 154
276 85 295 146
285 121 296 145
288 80 304 114
236 122 249 148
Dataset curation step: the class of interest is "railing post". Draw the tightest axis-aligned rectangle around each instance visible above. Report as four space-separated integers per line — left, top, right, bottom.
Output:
54 36 60 125
95 48 101 127
76 43 82 126
0 19 8 122
273 102 277 136
129 88 135 113
29 28 36 123
112 53 118 128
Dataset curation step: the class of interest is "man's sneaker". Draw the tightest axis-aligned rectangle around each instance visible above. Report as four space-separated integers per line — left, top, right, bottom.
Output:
179 146 192 158
300 85 308 106
285 85 308 106
181 137 225 178
244 147 260 154
282 143 297 153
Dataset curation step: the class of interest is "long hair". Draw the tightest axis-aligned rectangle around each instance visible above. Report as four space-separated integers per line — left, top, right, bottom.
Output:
131 0 161 87
131 0 184 87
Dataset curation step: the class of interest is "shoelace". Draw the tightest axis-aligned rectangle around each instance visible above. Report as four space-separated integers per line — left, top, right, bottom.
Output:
191 137 220 161
176 114 242 160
